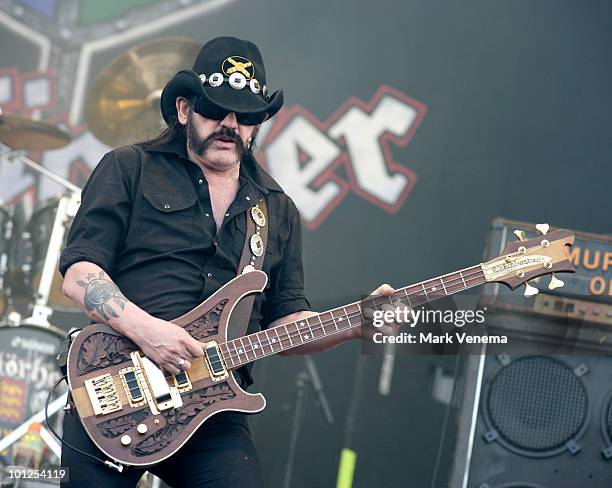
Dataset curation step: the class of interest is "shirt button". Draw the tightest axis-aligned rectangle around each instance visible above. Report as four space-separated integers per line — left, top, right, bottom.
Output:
213 240 217 246
164 203 171 209
225 213 229 217
245 196 251 201
205 213 210 217
207 272 213 278
198 179 203 185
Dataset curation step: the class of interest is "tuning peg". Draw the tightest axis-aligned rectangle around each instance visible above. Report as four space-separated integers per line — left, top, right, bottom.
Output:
514 230 526 241
524 282 539 297
548 274 565 290
535 223 549 235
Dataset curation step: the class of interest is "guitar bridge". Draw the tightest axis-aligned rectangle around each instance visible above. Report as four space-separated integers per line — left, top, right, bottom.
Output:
84 373 123 416
204 341 228 382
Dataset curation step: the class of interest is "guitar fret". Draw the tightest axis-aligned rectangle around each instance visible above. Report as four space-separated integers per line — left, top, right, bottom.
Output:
304 319 314 340
403 288 414 308
238 337 248 361
460 271 467 288
440 278 447 295
421 283 429 300
263 329 274 354
221 345 233 367
283 324 293 346
330 312 339 332
246 335 258 358
274 327 282 349
256 333 265 354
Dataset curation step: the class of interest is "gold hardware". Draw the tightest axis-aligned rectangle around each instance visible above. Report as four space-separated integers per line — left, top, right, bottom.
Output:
250 206 266 227
154 418 160 425
173 371 193 393
120 435 131 446
548 274 565 290
130 352 161 415
203 341 229 382
524 282 539 297
84 374 122 416
536 223 549 235
544 261 552 269
505 256 512 263
137 424 148 434
119 367 146 408
541 239 550 247
513 230 526 241
518 246 527 254
516 270 525 278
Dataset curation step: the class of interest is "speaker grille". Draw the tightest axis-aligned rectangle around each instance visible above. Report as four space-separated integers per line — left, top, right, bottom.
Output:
485 356 588 457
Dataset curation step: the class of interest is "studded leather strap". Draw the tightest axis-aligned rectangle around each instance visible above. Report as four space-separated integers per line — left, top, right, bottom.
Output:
228 198 269 340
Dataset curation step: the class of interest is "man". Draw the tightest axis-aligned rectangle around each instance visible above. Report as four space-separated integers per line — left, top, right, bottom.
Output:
59 36 396 487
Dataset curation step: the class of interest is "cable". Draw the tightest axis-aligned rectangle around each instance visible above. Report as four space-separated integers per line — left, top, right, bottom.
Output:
44 375 124 473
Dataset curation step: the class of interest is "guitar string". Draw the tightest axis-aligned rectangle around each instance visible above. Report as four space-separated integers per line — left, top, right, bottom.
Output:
222 268 486 364
221 270 487 366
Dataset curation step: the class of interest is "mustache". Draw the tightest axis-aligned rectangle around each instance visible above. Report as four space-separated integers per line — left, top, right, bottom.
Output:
211 127 240 142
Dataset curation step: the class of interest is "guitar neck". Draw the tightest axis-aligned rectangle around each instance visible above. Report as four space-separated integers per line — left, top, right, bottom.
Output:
219 264 487 369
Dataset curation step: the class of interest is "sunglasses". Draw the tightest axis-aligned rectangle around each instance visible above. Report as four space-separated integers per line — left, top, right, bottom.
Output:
194 97 266 126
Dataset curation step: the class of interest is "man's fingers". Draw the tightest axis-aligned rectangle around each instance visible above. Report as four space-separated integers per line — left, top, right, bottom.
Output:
370 283 395 296
164 364 181 375
185 341 204 359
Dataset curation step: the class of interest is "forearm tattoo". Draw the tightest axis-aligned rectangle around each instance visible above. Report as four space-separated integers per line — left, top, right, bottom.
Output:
77 271 127 321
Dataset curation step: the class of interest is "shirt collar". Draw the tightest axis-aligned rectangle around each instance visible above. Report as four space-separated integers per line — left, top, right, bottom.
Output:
142 137 283 195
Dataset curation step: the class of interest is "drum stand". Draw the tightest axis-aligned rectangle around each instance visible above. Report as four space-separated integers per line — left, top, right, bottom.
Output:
0 144 80 464
0 143 81 329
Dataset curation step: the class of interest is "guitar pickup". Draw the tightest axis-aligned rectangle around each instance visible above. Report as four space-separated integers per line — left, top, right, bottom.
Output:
204 341 228 382
84 373 123 416
119 368 146 407
174 371 192 392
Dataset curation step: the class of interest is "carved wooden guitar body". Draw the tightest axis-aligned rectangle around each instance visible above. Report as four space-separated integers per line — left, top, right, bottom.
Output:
67 271 268 467
67 226 575 467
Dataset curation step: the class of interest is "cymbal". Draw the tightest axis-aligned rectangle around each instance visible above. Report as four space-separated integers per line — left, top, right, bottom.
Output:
0 112 72 151
85 37 200 147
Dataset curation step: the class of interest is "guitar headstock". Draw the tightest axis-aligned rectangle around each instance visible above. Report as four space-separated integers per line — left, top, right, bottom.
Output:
482 223 575 296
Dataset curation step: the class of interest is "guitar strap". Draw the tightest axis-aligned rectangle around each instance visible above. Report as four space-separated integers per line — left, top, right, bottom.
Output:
227 197 269 341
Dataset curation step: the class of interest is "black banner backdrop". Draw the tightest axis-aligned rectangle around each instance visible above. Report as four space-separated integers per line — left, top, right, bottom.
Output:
0 1 610 486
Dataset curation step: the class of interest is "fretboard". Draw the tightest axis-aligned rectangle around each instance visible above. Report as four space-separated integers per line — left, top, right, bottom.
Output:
220 264 486 369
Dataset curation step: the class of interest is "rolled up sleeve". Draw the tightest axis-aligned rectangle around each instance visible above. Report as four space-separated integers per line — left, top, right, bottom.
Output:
59 151 132 276
262 198 310 327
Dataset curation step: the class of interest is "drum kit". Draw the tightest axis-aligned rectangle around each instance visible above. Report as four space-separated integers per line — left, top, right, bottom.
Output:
0 38 198 483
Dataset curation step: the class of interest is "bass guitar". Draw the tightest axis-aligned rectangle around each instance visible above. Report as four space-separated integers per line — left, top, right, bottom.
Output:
67 224 574 466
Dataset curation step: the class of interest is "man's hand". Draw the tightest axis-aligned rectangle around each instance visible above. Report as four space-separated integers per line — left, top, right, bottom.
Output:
64 261 204 375
130 317 203 375
359 283 401 341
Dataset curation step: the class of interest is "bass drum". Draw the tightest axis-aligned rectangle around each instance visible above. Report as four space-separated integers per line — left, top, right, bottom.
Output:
12 197 88 331
0 323 66 467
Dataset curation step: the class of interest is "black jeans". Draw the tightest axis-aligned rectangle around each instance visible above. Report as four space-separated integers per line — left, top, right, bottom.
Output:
60 409 264 488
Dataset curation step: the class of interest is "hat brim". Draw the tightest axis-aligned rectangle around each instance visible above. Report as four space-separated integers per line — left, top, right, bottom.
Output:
161 70 283 125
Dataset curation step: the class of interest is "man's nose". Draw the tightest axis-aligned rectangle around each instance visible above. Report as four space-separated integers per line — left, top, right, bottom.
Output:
219 112 239 129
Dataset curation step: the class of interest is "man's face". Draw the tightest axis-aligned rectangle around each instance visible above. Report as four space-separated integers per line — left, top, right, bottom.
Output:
177 98 258 171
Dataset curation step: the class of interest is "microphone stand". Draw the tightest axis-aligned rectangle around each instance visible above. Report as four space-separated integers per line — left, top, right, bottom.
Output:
282 356 334 488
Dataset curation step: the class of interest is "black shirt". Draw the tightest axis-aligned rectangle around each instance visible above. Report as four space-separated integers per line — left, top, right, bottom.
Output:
59 137 310 386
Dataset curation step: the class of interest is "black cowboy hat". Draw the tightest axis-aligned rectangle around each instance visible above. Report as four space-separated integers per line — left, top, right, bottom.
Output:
160 36 283 125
